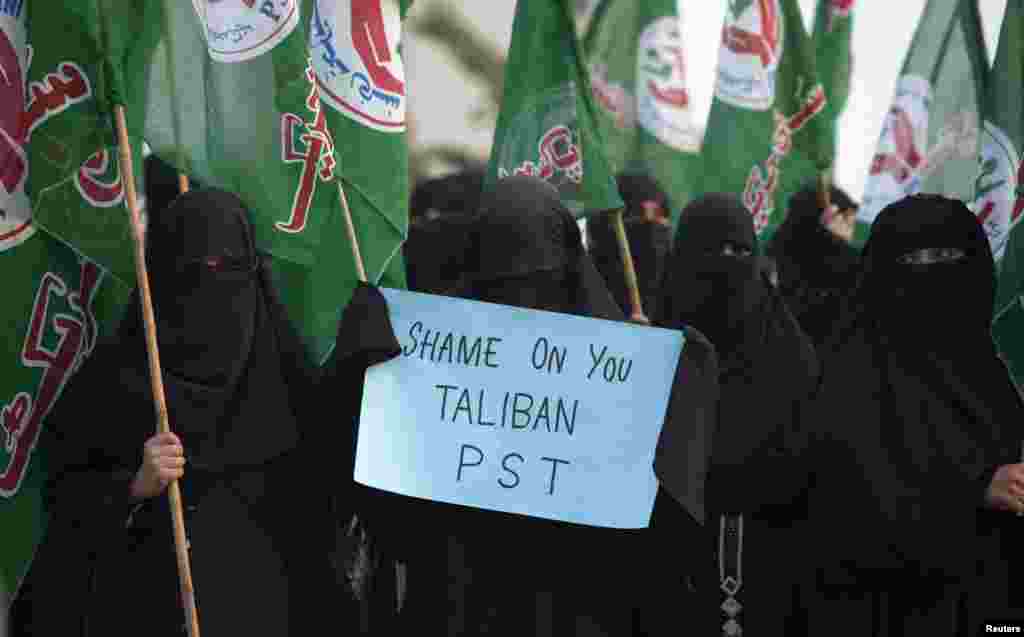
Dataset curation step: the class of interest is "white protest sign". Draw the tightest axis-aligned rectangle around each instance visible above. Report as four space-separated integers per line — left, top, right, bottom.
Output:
354 288 685 529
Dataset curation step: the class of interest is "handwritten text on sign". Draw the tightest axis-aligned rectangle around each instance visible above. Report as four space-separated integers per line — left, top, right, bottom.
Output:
354 289 685 529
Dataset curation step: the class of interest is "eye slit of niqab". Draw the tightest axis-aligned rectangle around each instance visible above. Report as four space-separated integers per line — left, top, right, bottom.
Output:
897 247 967 265
173 254 257 277
720 241 753 258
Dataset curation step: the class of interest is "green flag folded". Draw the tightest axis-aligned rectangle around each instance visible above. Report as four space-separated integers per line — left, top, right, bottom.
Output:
979 0 1024 384
856 0 988 242
487 0 623 217
812 0 855 158
307 0 411 306
21 0 152 285
0 226 130 599
2 0 132 598
694 0 832 239
584 0 702 211
144 0 411 363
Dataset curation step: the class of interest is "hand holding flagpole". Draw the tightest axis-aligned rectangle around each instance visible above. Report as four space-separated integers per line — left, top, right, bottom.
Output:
114 106 201 637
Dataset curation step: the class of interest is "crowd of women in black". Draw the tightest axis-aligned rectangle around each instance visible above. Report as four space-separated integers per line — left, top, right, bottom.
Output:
7 155 1024 636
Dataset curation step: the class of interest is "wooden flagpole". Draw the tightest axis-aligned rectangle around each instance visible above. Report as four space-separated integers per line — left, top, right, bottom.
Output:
337 181 368 283
818 169 832 211
114 106 201 637
610 209 649 325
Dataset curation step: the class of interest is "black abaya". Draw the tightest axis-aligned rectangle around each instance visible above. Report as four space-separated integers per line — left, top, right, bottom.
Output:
652 192 821 636
766 184 860 349
804 195 1023 635
13 189 341 636
587 174 673 317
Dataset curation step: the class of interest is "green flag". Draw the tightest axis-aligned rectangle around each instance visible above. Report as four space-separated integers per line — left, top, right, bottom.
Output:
487 0 623 217
21 0 152 285
978 0 1024 384
812 0 855 157
307 0 411 307
584 0 702 211
694 0 832 239
855 0 988 242
0 228 130 599
143 0 411 363
1 0 133 597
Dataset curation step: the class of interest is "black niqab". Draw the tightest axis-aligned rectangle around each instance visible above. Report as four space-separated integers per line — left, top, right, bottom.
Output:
588 174 672 317
650 193 820 636
409 170 485 224
657 193 765 365
16 188 329 637
767 184 860 347
114 188 305 470
143 155 193 219
809 195 1022 584
616 173 672 217
655 192 819 511
457 175 622 320
405 171 483 295
433 176 633 635
770 183 858 281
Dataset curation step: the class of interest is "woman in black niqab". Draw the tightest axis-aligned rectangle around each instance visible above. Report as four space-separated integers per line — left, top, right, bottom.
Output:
804 194 1024 635
15 189 339 636
646 192 821 636
405 170 484 295
367 175 720 637
457 176 623 319
395 176 629 637
587 174 673 318
766 183 860 348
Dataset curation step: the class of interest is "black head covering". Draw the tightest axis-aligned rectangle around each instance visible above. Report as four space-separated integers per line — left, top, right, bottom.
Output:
809 194 1022 581
409 169 485 224
852 194 994 342
656 193 765 364
650 194 819 637
614 173 672 219
588 174 673 317
404 171 482 295
143 154 205 219
767 183 859 347
655 193 819 514
114 188 311 470
340 179 721 636
142 188 259 385
457 175 622 320
143 154 183 219
404 214 475 295
20 190 323 636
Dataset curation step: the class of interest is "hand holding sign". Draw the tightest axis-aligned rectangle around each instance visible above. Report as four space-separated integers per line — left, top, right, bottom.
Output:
355 289 685 529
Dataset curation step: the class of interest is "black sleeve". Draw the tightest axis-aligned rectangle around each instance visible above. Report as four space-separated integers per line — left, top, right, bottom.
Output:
653 326 720 526
785 349 824 502
43 351 146 540
263 265 323 436
320 283 406 554
321 283 402 483
708 326 822 517
761 338 823 513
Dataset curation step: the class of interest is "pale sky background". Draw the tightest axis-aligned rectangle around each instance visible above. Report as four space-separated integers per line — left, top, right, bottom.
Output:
405 0 1008 204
